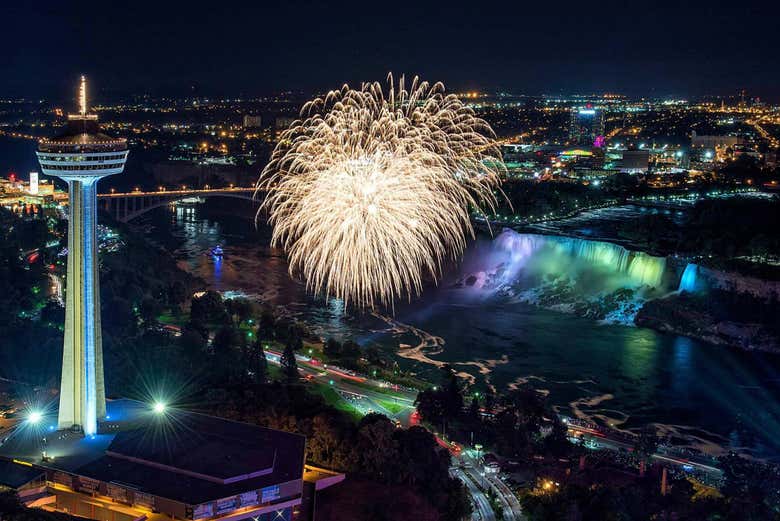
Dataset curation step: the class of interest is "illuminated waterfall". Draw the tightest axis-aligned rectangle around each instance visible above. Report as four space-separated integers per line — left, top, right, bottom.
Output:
678 263 699 292
552 237 632 273
495 230 667 288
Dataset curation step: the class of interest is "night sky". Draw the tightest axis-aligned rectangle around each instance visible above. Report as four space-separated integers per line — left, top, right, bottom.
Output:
2 0 779 100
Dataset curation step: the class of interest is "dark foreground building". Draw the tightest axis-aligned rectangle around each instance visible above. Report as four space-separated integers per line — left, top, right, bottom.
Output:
0 399 343 521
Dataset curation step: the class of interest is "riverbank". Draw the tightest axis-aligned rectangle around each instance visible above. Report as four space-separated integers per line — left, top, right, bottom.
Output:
636 291 780 353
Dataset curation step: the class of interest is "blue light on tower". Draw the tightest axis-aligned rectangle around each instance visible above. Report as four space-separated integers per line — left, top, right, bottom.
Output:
36 76 128 436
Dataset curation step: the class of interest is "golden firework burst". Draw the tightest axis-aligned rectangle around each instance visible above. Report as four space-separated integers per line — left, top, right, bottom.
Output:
258 74 505 309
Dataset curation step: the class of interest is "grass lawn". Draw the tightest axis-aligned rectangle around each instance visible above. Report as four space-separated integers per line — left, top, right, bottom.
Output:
157 311 185 326
307 383 364 422
376 399 406 415
347 379 411 398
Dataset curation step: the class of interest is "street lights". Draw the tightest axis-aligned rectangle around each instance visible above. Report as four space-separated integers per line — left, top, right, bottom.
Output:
474 443 484 487
27 411 43 425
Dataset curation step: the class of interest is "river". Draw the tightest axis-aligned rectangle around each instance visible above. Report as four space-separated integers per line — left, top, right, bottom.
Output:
138 201 780 462
4 132 777 461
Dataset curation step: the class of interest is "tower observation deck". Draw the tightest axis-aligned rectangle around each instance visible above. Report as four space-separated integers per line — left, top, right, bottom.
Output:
36 76 128 436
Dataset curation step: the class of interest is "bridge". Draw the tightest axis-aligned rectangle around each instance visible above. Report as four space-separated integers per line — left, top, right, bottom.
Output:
96 186 257 222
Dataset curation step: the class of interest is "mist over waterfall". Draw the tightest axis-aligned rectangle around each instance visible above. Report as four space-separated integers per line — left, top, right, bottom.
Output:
453 229 669 324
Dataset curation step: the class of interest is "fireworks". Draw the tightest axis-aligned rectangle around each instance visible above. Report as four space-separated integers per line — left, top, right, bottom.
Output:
258 74 504 309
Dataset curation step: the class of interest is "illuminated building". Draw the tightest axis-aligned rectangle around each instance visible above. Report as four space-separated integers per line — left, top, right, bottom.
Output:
569 106 605 146
0 400 343 521
35 76 129 436
619 149 650 173
28 172 39 195
690 130 742 149
242 114 263 128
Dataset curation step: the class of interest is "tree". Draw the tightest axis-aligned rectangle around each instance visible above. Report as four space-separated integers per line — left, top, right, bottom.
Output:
307 413 353 470
212 325 240 353
167 280 187 307
225 297 252 324
440 365 464 420
280 341 299 380
245 340 269 384
11 218 49 251
441 478 473 521
190 290 227 325
633 425 659 463
341 340 361 359
483 389 496 414
355 414 399 481
139 296 162 324
210 327 243 384
468 396 480 423
415 388 445 425
324 337 342 357
40 300 65 326
259 309 275 339
179 327 208 371
102 296 137 335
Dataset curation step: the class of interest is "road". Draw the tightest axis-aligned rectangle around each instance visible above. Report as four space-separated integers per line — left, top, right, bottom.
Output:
266 348 722 514
265 349 532 518
486 473 524 520
565 422 723 482
265 349 418 424
265 350 508 520
459 450 524 520
451 467 495 521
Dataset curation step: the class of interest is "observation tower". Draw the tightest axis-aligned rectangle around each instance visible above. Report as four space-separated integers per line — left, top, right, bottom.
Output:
36 76 128 435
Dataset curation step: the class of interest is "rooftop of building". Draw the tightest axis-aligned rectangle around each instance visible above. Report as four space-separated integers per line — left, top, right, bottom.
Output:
0 399 306 505
38 116 127 153
0 458 44 489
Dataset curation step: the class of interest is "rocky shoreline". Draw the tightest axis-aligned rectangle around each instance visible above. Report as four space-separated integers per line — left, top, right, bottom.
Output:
636 293 780 354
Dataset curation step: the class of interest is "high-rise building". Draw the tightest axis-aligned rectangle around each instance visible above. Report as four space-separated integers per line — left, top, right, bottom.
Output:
569 106 605 147
28 172 39 195
243 114 263 128
619 149 650 173
35 76 128 436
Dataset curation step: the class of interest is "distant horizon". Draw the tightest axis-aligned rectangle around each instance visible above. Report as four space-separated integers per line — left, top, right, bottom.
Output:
0 84 773 105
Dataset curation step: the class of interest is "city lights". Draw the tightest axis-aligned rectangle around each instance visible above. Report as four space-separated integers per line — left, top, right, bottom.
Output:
2 6 779 521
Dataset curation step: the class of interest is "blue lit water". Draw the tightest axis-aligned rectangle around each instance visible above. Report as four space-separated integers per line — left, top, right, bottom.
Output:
143 203 780 462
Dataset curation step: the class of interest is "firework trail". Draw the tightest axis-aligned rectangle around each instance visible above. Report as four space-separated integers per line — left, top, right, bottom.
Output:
258 74 504 309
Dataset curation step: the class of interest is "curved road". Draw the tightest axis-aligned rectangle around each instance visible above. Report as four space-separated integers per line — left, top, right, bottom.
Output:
452 467 496 521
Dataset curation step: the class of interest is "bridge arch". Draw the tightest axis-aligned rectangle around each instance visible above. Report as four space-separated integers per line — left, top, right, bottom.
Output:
98 189 262 222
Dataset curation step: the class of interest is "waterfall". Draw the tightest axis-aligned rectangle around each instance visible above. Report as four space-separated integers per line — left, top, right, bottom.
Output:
678 263 698 292
552 237 632 273
495 229 667 288
627 252 667 288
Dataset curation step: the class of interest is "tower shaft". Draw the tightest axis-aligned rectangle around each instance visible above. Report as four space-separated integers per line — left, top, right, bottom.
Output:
58 180 106 435
37 76 127 437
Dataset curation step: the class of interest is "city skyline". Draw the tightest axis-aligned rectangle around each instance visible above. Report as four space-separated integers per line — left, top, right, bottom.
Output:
1 5 780 516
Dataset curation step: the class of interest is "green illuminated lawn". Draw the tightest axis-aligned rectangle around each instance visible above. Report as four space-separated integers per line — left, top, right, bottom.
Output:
308 383 363 422
376 399 406 415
